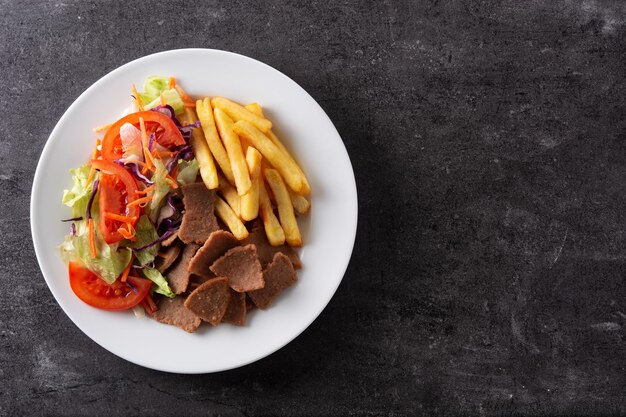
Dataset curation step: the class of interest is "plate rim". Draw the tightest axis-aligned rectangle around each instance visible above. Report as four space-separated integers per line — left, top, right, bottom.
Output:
30 48 358 373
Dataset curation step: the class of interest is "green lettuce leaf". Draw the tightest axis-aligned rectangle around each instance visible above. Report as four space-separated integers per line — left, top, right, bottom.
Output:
139 75 184 115
62 164 95 218
126 215 160 266
144 89 184 115
141 267 175 298
148 159 174 223
176 158 199 185
138 75 168 104
59 219 132 284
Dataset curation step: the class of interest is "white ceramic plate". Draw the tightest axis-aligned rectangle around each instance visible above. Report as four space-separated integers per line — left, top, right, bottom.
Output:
31 49 357 373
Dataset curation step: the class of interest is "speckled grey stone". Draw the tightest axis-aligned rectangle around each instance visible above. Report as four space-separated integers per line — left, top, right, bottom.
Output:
2 0 626 416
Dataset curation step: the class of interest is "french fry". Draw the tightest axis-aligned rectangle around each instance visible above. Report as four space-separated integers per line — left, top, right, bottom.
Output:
214 195 249 240
214 108 252 196
259 180 285 246
264 169 302 247
233 121 307 195
289 188 311 214
212 97 272 133
241 147 262 221
217 173 241 217
244 103 311 195
244 102 263 115
196 98 235 185
181 107 219 189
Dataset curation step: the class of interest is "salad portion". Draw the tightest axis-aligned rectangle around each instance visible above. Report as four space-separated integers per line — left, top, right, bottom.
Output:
60 76 310 331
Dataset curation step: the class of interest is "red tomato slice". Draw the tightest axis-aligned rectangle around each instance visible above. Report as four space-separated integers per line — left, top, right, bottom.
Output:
91 160 140 244
101 111 185 161
69 262 151 310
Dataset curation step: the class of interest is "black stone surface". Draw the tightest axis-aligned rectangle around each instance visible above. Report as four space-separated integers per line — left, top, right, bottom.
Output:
2 1 626 416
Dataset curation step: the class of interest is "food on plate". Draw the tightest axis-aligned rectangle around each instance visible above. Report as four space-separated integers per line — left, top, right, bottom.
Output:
214 108 252 196
181 107 219 190
153 296 202 333
212 97 273 133
59 75 309 332
196 98 235 185
247 253 297 309
222 290 247 326
184 277 230 325
163 243 199 294
233 121 309 195
258 180 286 246
241 147 262 221
214 195 249 240
264 168 302 247
217 173 241 217
241 220 301 268
178 183 219 244
245 103 311 195
188 230 239 280
209 244 264 292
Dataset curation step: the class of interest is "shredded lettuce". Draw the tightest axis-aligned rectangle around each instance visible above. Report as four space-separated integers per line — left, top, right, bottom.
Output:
145 89 184 115
59 220 132 284
139 75 168 104
126 215 160 266
149 159 174 222
139 75 184 115
62 164 95 218
176 158 199 185
141 267 175 298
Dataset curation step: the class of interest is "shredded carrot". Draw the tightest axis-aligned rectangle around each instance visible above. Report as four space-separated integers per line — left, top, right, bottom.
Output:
156 252 167 258
166 174 179 188
141 300 154 316
91 138 101 161
93 123 112 133
145 293 158 313
104 212 138 223
88 219 97 258
132 84 145 111
135 185 155 195
168 76 176 89
183 101 196 108
152 150 178 157
118 223 136 240
139 117 155 170
174 85 193 103
126 195 153 208
86 166 96 186
160 93 166 106
120 258 132 283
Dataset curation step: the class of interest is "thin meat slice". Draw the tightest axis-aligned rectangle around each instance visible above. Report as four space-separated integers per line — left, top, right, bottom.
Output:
210 244 264 292
164 243 199 294
161 230 179 247
153 296 201 333
178 183 220 244
222 289 246 326
184 277 231 325
241 220 301 268
155 243 182 273
188 273 215 290
245 294 256 312
188 230 239 280
248 253 297 310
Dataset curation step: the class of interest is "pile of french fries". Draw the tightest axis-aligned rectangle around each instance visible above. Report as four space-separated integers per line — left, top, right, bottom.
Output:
179 97 310 247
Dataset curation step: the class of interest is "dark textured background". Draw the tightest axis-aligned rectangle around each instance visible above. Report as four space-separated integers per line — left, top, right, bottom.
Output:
2 0 626 416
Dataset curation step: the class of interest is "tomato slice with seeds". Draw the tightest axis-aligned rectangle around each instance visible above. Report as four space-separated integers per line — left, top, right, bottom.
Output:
91 159 140 244
101 111 185 161
69 262 151 310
